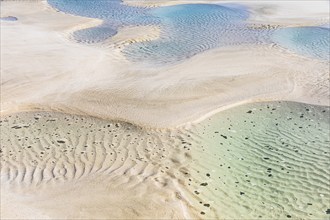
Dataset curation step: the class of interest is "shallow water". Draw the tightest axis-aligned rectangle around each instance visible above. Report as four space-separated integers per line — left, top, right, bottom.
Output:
47 0 159 41
47 0 273 64
189 101 330 218
273 26 330 61
1 102 329 218
123 4 272 64
47 0 329 64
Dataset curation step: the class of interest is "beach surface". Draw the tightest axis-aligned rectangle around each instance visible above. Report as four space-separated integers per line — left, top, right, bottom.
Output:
1 0 329 219
1 0 329 127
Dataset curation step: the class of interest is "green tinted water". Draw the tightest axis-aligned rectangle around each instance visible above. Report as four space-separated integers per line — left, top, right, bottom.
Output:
187 101 330 219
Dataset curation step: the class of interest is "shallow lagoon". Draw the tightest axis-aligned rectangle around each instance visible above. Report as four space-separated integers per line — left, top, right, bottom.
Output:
47 0 273 64
47 0 329 63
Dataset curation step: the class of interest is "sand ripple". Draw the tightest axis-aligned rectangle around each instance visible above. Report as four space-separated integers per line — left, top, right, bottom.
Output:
185 101 330 219
0 112 194 219
1 102 329 219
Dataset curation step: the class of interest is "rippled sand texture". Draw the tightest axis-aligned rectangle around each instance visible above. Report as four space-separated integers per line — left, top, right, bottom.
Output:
1 102 329 219
0 112 197 219
187 101 330 219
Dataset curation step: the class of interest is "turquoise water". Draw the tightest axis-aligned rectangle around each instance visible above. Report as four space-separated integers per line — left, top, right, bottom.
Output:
273 26 330 60
47 0 272 64
47 0 160 43
47 0 329 63
123 4 268 64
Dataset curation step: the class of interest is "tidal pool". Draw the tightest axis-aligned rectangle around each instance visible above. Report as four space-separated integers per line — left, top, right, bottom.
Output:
47 0 273 64
47 0 329 64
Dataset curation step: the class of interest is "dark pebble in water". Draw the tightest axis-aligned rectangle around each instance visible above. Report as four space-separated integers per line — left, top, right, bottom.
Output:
240 192 245 195
287 215 292 218
204 204 210 207
307 203 312 205
57 140 65 143
200 183 208 186
221 135 227 139
246 110 252 113
326 209 330 214
206 173 210 177
200 212 205 215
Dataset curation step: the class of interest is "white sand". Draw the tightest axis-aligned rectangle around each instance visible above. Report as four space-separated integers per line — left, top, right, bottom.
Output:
1 112 196 219
0 0 329 219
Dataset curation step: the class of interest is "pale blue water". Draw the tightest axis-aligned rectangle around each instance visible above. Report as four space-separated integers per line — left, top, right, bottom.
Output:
47 0 329 64
123 4 270 64
48 0 159 44
0 16 18 21
47 0 273 64
273 26 330 61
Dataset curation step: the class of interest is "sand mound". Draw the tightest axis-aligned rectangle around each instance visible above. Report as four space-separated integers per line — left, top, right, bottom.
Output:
0 111 197 219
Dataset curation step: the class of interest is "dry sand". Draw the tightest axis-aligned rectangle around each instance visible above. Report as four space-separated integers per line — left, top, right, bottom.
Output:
1 0 329 219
